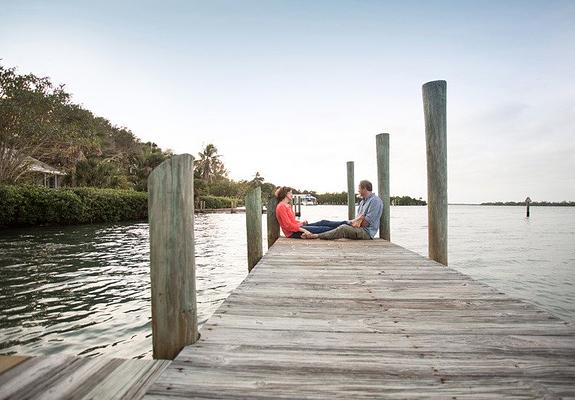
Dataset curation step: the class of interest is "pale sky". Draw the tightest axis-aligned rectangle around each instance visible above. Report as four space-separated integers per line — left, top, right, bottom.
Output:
1 0 574 203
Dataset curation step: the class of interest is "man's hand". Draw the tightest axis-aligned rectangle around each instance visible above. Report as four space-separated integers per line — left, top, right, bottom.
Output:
350 213 364 227
351 216 364 228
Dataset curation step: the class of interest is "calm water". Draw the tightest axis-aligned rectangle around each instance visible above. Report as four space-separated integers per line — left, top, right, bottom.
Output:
1 205 574 359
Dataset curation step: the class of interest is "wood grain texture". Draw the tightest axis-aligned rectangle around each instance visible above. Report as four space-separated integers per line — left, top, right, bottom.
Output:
423 80 448 266
148 154 198 360
266 196 280 249
0 355 28 375
376 133 390 241
245 187 263 272
346 161 355 220
0 355 169 400
145 239 575 399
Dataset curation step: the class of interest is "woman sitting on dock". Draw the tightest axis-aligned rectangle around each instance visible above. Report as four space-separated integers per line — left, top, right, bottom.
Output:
275 186 349 238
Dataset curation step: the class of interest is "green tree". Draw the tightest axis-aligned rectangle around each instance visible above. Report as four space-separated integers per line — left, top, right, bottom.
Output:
250 171 264 188
208 179 241 197
73 158 131 189
0 64 78 183
130 142 171 191
0 62 174 190
194 144 227 183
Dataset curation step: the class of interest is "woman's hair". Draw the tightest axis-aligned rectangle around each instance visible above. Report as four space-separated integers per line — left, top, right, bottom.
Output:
275 186 292 202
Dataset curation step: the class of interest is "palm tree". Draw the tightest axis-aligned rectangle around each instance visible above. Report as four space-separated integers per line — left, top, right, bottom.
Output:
194 144 227 183
250 171 264 188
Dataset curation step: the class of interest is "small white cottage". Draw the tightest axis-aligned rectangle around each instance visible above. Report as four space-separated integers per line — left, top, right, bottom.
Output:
24 156 66 188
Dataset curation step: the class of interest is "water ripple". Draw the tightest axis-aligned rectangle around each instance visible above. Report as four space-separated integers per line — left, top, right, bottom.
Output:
0 216 253 359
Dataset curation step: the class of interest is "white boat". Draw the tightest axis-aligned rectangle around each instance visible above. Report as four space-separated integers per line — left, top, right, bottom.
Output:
293 194 318 206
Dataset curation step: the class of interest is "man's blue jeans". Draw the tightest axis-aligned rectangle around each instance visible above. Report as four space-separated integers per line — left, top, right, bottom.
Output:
290 220 349 238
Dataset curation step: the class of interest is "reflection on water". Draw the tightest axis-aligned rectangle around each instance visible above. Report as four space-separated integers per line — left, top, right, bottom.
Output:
0 214 258 359
0 205 574 359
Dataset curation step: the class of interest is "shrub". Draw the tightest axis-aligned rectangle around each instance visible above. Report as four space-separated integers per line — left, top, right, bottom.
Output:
198 195 240 209
0 185 148 227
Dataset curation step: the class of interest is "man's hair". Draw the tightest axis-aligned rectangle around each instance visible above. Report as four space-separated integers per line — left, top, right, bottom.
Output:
275 186 293 202
359 180 372 192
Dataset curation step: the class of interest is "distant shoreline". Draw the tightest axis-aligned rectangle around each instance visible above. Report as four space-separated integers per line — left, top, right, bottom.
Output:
405 203 575 207
480 202 575 207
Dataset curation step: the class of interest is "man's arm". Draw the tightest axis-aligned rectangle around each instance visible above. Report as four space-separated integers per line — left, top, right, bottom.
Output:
362 198 383 229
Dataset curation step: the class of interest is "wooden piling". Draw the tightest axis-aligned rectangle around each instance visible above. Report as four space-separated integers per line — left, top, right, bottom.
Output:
148 154 198 360
245 187 263 272
267 196 280 249
423 80 448 266
347 161 355 220
294 196 301 217
526 197 532 218
376 133 390 240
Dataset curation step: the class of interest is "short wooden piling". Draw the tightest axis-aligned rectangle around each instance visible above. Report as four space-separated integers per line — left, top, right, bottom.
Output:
148 154 198 360
376 133 390 240
423 80 448 266
245 187 263 272
293 196 301 217
347 161 355 220
526 197 532 218
267 196 280 249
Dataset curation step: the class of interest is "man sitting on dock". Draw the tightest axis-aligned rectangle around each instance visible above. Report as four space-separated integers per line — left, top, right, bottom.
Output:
304 180 383 240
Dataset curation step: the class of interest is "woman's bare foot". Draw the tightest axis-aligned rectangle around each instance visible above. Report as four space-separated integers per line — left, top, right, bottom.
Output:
302 232 319 239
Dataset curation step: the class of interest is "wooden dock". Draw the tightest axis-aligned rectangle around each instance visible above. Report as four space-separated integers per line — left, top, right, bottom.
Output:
2 238 574 399
145 239 575 399
0 355 169 400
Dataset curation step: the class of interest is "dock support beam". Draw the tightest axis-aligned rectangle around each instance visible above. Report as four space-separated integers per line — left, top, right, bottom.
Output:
267 196 280 248
423 80 448 265
347 161 355 220
246 186 263 272
376 133 390 240
148 154 199 360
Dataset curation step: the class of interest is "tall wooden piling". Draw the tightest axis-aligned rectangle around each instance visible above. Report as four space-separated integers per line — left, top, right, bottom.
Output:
376 133 390 240
148 154 198 360
267 196 280 249
347 161 355 220
423 80 448 266
526 197 532 218
245 186 263 272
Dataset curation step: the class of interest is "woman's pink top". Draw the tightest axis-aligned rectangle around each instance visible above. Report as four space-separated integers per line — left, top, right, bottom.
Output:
275 201 302 237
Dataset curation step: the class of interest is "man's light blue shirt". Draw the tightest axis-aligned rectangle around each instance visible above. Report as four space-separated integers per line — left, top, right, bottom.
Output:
357 193 384 238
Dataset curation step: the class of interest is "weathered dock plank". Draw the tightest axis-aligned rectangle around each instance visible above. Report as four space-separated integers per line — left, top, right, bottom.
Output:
146 239 575 399
0 355 169 400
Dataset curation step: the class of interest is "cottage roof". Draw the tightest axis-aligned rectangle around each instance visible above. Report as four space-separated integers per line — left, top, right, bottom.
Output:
24 156 66 176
